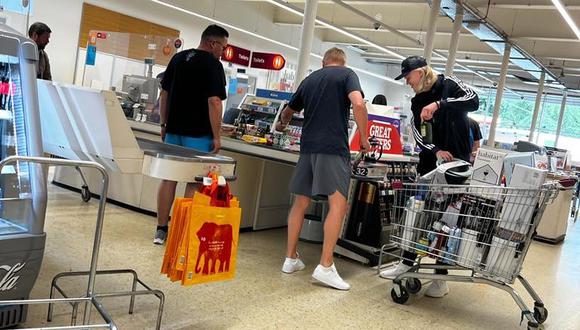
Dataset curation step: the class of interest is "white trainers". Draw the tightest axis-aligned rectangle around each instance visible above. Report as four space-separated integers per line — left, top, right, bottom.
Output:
312 264 351 291
379 262 412 279
425 280 449 298
282 255 305 274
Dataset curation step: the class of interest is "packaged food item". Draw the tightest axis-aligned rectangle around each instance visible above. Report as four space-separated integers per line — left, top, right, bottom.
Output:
241 134 267 144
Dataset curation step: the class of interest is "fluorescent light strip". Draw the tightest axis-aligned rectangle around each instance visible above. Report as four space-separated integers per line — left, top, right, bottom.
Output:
150 0 402 85
266 0 405 60
552 0 580 40
150 0 298 51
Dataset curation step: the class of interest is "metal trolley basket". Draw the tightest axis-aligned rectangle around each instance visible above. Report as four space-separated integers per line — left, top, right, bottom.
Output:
381 181 558 330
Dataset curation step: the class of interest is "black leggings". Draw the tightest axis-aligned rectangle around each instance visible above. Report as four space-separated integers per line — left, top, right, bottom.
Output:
402 250 448 275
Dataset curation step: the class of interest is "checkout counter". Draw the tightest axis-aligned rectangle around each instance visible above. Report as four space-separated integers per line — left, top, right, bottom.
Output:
129 122 297 230
535 173 577 244
41 80 236 216
52 90 297 230
52 88 418 236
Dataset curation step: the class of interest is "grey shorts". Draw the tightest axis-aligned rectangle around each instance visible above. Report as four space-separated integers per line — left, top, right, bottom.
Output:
289 153 351 198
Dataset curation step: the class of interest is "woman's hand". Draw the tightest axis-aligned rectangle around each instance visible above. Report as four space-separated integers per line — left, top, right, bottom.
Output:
420 101 439 121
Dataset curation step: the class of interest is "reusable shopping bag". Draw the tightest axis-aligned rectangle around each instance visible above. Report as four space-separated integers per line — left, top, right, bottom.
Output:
161 174 241 286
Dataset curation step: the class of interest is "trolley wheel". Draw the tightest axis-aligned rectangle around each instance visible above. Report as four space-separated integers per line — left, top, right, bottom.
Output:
527 321 540 330
534 306 548 324
390 286 409 304
81 185 91 202
405 278 422 294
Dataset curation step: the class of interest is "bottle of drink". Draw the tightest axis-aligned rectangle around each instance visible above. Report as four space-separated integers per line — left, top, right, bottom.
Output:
377 181 392 226
345 182 380 246
420 121 432 144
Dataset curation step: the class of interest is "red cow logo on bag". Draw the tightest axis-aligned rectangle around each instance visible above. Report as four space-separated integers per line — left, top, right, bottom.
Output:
195 222 233 275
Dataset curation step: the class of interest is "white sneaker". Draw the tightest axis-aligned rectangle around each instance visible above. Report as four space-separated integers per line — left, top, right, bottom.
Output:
282 255 305 274
425 280 449 298
379 263 412 279
312 264 350 291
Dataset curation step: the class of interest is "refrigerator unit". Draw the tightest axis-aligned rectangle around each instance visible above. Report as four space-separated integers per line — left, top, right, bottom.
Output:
0 23 47 328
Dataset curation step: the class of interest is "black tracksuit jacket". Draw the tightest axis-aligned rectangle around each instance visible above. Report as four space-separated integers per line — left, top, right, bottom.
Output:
411 74 479 175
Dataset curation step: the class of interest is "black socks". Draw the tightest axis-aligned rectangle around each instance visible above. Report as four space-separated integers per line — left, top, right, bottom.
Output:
157 225 168 232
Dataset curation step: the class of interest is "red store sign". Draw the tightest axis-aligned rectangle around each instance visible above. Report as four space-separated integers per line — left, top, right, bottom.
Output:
222 45 251 67
250 52 286 70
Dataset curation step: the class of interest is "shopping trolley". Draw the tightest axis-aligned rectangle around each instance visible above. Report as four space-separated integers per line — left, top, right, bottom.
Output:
382 182 558 330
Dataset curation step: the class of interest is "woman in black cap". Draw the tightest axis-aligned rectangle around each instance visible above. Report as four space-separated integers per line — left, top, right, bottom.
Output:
379 56 479 298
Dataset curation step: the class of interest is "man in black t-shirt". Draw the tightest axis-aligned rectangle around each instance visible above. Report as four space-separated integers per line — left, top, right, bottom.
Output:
154 25 229 245
278 48 371 291
469 118 483 161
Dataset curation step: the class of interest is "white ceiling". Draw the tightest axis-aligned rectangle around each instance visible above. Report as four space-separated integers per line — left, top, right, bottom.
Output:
242 0 580 93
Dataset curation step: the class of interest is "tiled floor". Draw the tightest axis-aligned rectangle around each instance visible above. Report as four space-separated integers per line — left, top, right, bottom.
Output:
18 183 580 329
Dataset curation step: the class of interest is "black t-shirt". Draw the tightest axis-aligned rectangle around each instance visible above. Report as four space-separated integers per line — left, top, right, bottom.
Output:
469 118 483 144
289 66 362 157
162 49 226 137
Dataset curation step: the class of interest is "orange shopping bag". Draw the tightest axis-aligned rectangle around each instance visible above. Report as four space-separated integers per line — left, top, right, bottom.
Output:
161 198 189 275
181 193 241 285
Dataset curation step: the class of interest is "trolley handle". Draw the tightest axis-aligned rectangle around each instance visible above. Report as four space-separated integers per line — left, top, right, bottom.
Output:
541 182 560 204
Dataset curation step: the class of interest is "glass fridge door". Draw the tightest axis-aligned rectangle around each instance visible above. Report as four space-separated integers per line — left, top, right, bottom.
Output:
0 54 33 235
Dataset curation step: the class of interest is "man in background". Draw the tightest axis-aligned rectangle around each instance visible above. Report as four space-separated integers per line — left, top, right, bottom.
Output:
154 24 229 245
28 22 52 80
278 47 370 291
469 117 483 162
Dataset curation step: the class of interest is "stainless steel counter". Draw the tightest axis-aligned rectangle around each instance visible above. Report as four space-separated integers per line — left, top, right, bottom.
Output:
130 120 299 165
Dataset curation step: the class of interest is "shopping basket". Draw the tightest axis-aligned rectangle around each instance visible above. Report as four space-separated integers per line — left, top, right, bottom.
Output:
381 181 558 330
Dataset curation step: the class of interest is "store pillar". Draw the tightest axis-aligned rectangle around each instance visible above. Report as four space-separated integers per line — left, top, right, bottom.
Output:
555 90 568 147
295 0 319 88
445 2 463 76
487 44 511 147
424 0 441 63
528 71 545 142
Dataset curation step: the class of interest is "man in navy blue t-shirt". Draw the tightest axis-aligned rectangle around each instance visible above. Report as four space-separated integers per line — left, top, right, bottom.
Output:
277 47 371 291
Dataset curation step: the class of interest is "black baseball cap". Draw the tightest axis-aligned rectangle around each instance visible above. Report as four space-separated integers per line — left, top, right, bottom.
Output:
395 56 428 80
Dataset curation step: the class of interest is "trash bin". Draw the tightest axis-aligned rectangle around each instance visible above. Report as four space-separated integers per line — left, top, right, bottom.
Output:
299 196 327 243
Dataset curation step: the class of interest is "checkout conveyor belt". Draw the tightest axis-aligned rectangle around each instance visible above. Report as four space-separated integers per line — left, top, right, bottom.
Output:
137 137 235 165
137 137 237 182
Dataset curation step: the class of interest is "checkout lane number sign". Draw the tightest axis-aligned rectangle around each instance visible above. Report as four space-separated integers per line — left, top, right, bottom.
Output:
0 263 25 291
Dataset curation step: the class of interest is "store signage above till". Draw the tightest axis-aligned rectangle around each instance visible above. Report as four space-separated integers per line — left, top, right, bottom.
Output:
251 52 285 71
222 45 286 71
222 45 251 67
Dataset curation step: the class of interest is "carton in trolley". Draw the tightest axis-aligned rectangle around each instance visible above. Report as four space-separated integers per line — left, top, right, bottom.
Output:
471 148 508 186
485 164 547 278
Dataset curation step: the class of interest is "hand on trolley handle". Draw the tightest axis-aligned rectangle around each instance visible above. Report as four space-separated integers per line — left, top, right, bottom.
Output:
352 136 382 177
